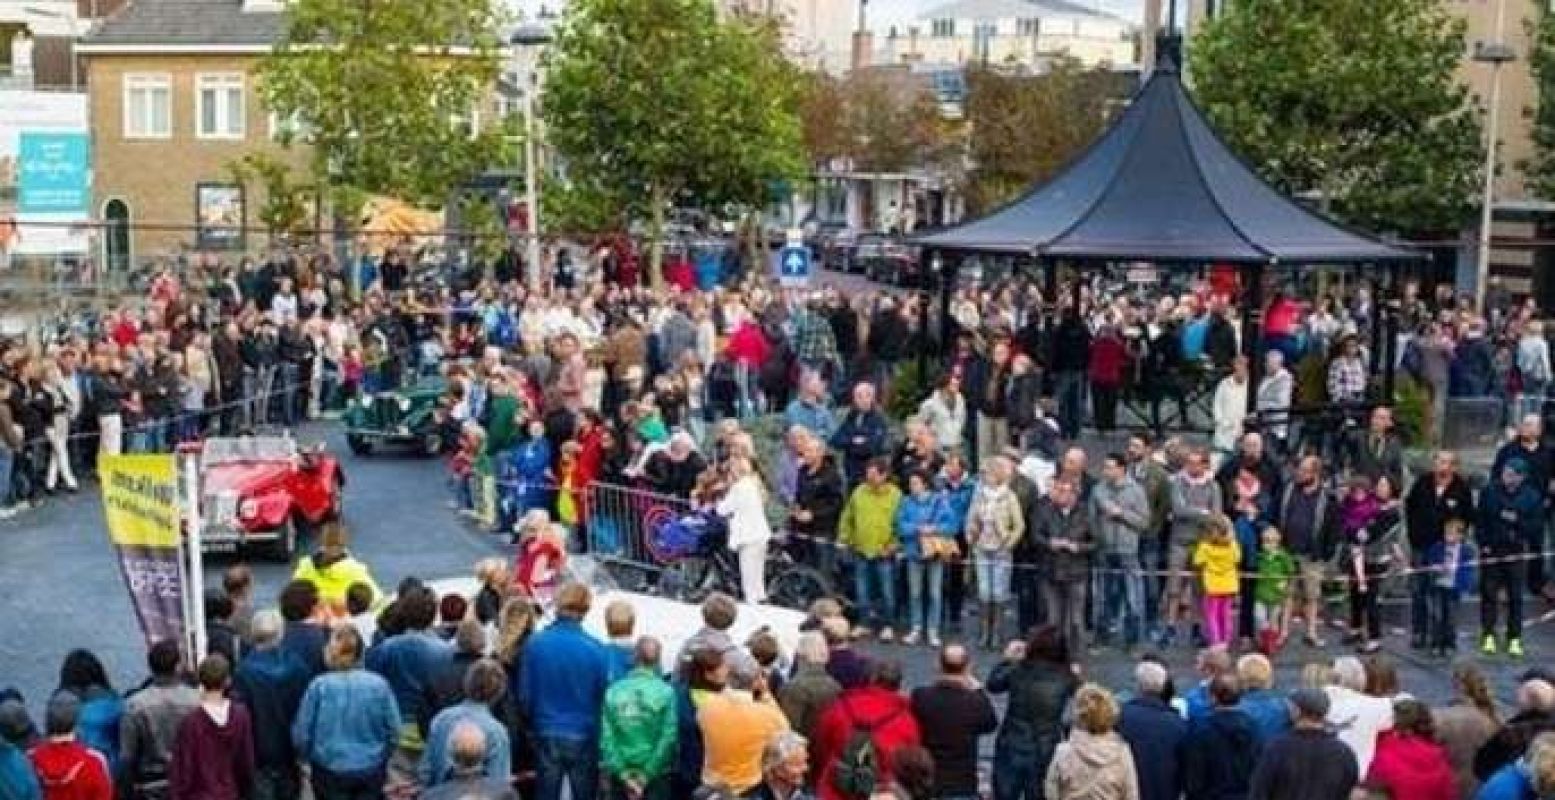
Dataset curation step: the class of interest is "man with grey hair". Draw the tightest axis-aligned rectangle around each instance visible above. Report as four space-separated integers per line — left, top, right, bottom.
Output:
421 724 517 800
1324 656 1393 774
233 609 311 800
1118 658 1187 800
1475 677 1555 780
777 632 840 744
750 730 810 800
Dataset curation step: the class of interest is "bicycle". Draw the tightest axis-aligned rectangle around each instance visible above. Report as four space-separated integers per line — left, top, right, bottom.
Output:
659 533 834 612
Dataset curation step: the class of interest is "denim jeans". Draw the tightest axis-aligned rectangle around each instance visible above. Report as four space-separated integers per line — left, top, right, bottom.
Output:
1429 586 1459 650
0 445 14 506
905 558 944 634
536 736 599 800
992 746 1045 800
976 551 1013 603
251 765 301 800
852 556 897 629
279 362 301 426
254 365 276 425
1101 552 1144 646
1138 539 1164 635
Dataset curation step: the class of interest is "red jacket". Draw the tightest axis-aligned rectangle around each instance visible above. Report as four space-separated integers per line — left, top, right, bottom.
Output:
1365 730 1458 800
725 322 770 369
30 740 112 800
812 687 922 800
1088 333 1128 388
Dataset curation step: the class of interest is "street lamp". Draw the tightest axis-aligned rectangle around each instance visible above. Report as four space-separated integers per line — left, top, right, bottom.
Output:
1474 0 1515 314
511 22 552 290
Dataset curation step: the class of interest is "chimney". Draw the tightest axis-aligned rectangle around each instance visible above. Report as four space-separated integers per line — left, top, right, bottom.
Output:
850 0 871 70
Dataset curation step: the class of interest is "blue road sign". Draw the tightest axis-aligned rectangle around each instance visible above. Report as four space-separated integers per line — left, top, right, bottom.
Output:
778 244 811 286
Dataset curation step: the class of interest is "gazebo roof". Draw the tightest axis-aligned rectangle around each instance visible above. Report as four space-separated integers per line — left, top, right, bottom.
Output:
914 57 1416 264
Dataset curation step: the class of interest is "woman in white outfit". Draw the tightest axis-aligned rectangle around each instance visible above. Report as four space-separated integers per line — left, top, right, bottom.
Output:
717 455 771 604
43 362 79 491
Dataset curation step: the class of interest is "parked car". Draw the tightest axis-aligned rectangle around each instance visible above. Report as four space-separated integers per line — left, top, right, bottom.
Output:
343 379 447 456
859 235 923 286
815 225 859 271
192 435 345 562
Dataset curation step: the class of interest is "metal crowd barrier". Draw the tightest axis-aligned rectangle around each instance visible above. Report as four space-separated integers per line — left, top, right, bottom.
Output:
583 481 692 574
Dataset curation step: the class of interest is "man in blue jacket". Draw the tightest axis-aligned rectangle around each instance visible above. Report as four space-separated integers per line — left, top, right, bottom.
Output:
1477 459 1543 657
1117 660 1186 800
232 610 310 800
520 582 613 800
829 382 889 489
365 586 453 797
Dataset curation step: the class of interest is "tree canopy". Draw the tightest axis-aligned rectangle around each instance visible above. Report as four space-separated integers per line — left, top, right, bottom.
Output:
1189 0 1482 237
543 0 806 280
256 0 511 208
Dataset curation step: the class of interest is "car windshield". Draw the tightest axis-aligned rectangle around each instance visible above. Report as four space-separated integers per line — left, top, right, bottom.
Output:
202 437 297 467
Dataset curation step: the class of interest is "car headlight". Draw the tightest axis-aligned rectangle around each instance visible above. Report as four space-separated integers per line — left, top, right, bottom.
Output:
238 499 259 519
398 397 412 412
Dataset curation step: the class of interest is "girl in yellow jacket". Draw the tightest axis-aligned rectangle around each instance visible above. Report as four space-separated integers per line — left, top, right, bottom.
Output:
1192 514 1241 648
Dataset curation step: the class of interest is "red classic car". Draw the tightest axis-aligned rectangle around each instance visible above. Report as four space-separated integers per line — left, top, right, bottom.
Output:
188 436 345 561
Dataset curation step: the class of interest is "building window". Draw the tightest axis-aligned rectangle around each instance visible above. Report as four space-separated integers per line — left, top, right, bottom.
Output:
268 110 312 142
1017 18 1040 36
123 73 171 139
196 73 245 139
931 18 954 36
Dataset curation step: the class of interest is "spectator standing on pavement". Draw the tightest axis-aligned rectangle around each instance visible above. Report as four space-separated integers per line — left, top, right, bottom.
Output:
839 458 903 642
908 645 997 800
1091 453 1150 652
1405 450 1476 650
1031 476 1093 654
967 457 1025 649
1364 699 1457 800
520 582 612 800
1125 434 1172 642
748 731 812 800
600 638 677 800
1211 357 1250 459
1478 732 1555 800
292 625 402 800
1432 663 1500 799
1236 654 1290 746
830 383 889 489
918 376 968 454
778 632 841 752
1049 305 1091 440
791 432 845 580
278 580 330 678
1474 677 1555 782
895 470 952 647
1492 415 1555 601
812 660 920 800
1325 656 1394 776
365 585 452 796
1164 448 1222 648
1477 459 1541 657
1346 406 1404 489
169 655 253 800
421 725 518 800
119 640 200 800
1044 683 1139 800
1276 455 1338 647
699 654 791 795
1181 673 1261 800
987 627 1079 800
30 693 113 800
232 610 309 800
1117 660 1186 800
1248 688 1358 800
420 659 511 790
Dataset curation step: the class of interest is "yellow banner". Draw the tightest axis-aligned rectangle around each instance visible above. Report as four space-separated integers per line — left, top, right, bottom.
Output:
99 454 180 548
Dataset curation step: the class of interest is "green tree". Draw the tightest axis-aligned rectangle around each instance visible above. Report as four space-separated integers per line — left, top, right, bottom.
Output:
1189 0 1482 236
543 0 805 283
227 153 316 242
256 0 510 209
961 59 1116 214
1526 8 1555 199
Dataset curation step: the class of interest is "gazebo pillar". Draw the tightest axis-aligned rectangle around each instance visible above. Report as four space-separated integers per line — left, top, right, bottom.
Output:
1243 260 1270 417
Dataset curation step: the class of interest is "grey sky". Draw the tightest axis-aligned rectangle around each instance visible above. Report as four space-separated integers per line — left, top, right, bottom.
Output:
871 0 1145 29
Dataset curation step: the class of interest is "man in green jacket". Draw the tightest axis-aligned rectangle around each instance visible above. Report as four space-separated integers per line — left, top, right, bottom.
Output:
600 637 677 800
839 457 903 642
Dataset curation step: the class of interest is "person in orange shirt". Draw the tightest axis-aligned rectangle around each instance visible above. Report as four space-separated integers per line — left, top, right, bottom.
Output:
697 654 791 794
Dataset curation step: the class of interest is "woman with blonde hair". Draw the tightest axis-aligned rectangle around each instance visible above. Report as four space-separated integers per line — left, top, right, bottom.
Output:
1044 683 1139 800
717 455 771 603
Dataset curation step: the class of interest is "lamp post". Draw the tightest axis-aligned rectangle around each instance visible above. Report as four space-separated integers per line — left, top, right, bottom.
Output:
1474 0 1515 313
511 22 552 290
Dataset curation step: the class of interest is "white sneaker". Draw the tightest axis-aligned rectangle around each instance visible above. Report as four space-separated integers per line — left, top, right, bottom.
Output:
927 631 942 648
878 626 896 643
901 629 921 646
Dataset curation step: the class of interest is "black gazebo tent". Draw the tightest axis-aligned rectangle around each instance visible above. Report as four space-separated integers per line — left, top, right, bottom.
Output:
914 45 1420 415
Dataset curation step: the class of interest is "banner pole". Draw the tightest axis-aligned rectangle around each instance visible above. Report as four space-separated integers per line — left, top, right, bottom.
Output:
182 452 208 663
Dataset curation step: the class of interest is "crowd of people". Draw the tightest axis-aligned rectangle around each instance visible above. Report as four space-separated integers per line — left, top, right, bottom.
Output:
8 239 1555 799
3 562 1555 800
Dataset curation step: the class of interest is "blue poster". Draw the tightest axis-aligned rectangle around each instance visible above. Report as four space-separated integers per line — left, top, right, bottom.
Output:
777 244 811 287
18 132 91 214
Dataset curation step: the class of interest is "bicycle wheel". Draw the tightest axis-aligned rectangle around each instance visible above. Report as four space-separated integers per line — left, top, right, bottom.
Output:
660 557 716 604
767 566 831 611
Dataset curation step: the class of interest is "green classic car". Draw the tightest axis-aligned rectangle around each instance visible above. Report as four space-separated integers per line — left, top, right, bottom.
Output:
343 380 447 457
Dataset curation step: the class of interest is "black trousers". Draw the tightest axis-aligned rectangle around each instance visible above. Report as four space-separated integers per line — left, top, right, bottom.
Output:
1091 382 1119 432
1427 586 1459 650
310 763 386 800
1348 565 1384 640
1481 559 1526 640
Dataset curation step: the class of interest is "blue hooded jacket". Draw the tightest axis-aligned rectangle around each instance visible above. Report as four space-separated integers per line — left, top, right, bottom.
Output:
0 738 40 800
1477 759 1536 800
894 490 952 560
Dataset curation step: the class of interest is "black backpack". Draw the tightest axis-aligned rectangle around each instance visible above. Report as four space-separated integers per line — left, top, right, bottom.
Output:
829 699 903 799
